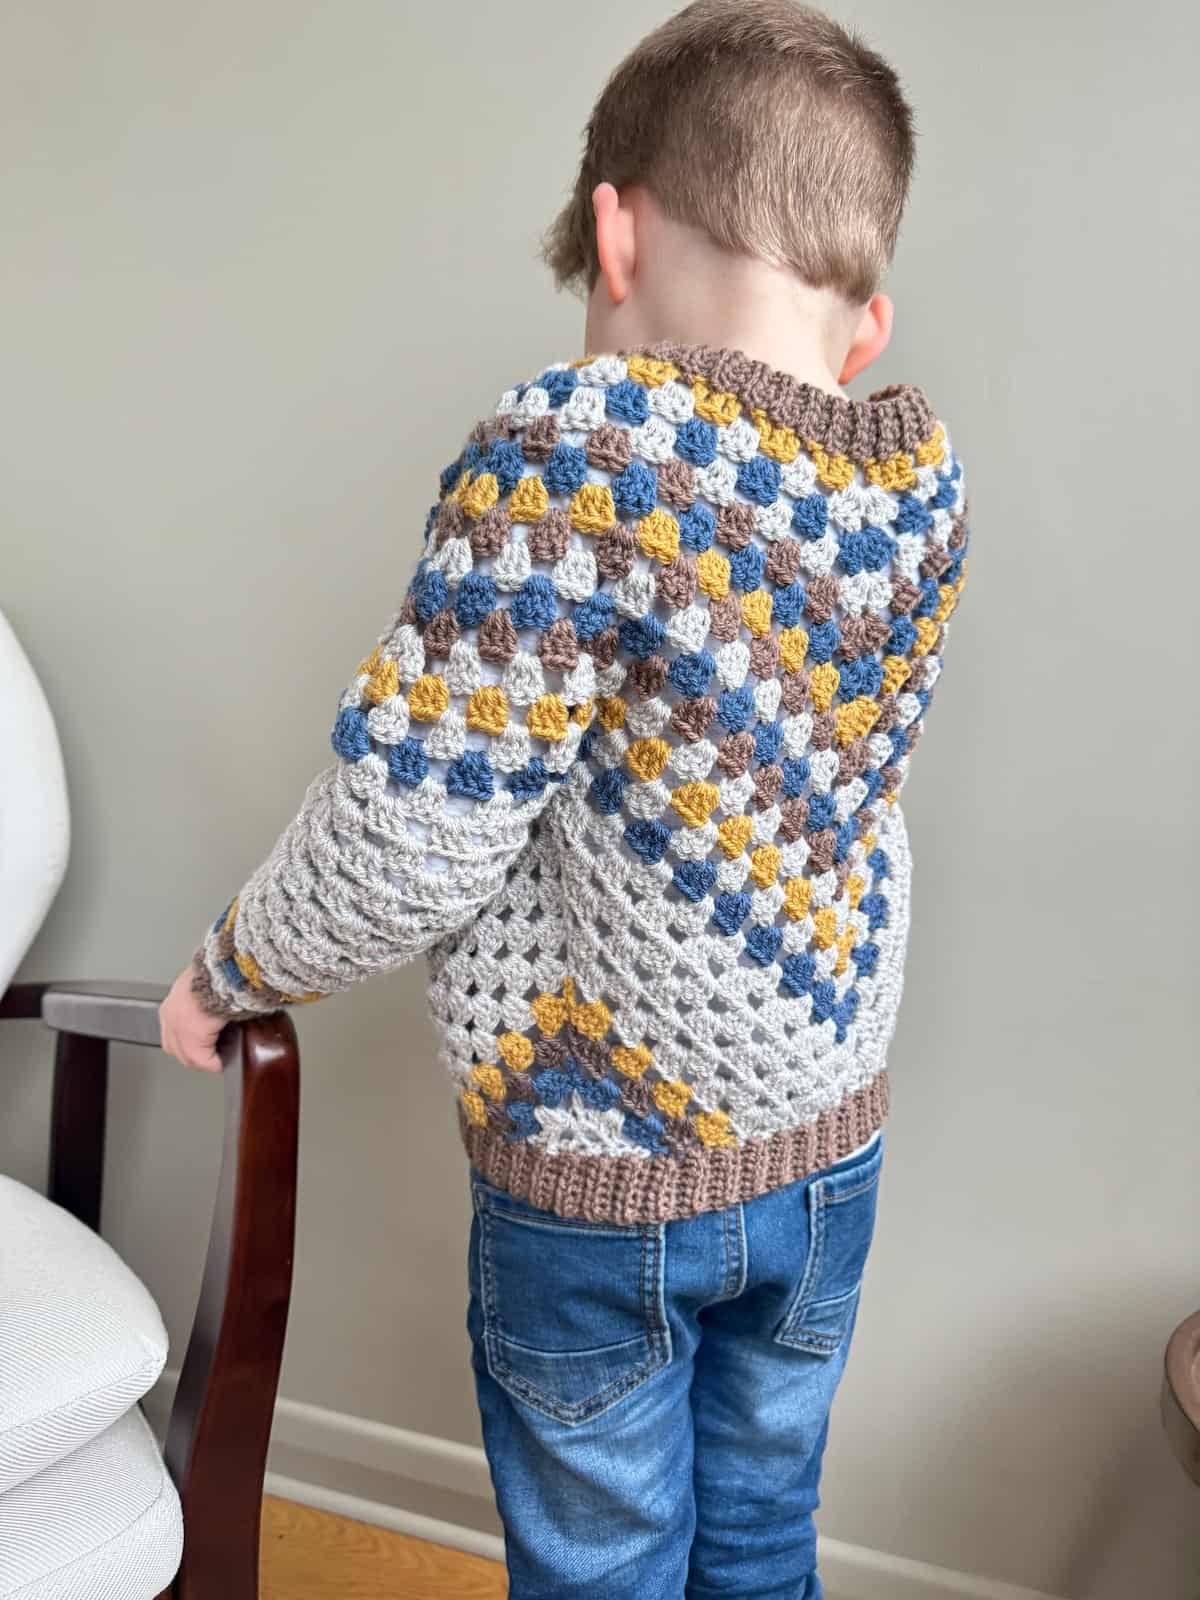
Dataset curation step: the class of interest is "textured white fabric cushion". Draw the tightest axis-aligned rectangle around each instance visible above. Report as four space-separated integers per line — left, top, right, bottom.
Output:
0 1405 182 1599
0 1177 168 1494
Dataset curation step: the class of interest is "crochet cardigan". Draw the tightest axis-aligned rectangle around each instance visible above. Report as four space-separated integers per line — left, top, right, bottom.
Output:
193 344 968 1222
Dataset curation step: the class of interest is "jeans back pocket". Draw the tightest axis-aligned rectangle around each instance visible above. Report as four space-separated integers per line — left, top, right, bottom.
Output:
472 1178 670 1426
775 1139 883 1357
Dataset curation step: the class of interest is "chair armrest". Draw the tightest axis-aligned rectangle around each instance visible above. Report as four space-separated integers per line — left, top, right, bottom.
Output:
2 983 173 1228
41 979 172 1046
2 982 300 1600
2 979 170 1044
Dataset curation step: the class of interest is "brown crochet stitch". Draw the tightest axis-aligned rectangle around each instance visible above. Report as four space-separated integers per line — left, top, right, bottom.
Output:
462 1074 889 1224
643 343 936 462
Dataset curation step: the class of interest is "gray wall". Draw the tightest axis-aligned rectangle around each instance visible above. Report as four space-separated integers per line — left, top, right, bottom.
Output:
3 2 1197 1594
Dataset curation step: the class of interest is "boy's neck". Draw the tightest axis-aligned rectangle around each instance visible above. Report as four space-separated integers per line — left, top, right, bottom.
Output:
584 214 858 400
600 310 848 400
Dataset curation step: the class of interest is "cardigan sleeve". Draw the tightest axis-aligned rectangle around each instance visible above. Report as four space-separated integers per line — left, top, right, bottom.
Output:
191 418 620 1019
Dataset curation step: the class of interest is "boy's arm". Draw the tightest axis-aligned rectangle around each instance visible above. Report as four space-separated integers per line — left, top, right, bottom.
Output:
163 419 601 1060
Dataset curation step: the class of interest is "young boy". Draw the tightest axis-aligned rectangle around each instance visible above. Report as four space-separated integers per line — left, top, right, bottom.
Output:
161 2 968 1593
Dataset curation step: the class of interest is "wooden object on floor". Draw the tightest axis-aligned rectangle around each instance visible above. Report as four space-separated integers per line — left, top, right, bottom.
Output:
260 1497 507 1600
1163 1307 1200 1484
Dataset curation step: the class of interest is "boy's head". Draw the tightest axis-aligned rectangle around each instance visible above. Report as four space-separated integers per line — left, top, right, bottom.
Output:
545 0 916 384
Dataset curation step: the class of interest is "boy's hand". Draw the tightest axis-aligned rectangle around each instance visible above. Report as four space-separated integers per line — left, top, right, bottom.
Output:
159 965 225 1071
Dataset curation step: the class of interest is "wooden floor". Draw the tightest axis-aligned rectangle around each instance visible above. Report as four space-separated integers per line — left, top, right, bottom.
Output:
260 1497 507 1600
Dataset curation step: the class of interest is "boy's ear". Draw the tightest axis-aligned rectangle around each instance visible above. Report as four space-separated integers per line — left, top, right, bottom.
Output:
838 294 894 385
592 182 637 305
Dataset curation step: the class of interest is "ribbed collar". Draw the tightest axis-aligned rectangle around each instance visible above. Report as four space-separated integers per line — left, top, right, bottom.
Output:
632 341 936 464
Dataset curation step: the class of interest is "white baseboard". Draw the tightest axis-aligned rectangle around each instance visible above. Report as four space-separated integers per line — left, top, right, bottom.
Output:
817 1539 1065 1600
264 1471 506 1564
146 1371 1064 1600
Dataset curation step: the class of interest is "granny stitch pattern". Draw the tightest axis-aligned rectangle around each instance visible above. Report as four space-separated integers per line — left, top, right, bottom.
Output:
194 344 968 1222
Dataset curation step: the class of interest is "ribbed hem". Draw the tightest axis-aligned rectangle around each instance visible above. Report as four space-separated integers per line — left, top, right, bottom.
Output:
637 342 935 464
460 1073 888 1223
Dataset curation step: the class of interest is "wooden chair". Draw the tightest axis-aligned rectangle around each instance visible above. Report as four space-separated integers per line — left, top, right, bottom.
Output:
1163 1309 1200 1486
1 979 299 1600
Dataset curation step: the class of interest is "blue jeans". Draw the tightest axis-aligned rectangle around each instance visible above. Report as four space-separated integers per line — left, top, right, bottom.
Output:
467 1135 883 1599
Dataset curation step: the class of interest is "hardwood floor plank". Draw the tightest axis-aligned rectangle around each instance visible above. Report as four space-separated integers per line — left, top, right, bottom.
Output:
260 1496 508 1600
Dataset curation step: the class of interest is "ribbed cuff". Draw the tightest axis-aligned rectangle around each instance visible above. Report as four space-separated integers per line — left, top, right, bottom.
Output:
188 949 267 1020
192 895 297 1019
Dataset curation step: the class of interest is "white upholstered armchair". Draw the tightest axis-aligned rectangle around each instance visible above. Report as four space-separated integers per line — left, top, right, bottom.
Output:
0 610 70 997
0 611 300 1600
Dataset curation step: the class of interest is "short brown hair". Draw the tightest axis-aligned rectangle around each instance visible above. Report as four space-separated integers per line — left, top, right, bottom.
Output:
544 0 915 304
